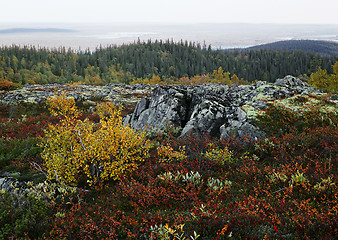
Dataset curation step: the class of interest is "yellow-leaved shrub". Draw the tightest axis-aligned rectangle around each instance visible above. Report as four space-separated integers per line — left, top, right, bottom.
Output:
157 145 186 163
308 62 338 93
41 94 150 186
203 144 233 165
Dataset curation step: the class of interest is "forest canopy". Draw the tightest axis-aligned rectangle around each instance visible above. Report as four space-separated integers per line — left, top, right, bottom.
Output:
0 40 337 88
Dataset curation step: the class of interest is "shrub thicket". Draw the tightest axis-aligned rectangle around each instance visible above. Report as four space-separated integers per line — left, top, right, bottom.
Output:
41 94 150 186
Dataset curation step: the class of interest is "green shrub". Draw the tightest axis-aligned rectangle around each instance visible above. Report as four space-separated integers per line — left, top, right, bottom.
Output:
0 190 48 239
0 137 42 171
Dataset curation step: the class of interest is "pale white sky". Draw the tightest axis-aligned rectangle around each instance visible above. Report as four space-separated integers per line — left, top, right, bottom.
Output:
1 0 338 25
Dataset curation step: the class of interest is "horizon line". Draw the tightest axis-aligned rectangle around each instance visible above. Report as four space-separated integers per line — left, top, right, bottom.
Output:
1 22 338 26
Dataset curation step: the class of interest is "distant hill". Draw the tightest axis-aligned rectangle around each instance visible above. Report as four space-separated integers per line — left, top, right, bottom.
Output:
248 40 338 56
0 28 75 34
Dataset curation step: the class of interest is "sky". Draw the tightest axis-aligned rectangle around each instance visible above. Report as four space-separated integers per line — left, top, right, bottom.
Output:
1 0 338 25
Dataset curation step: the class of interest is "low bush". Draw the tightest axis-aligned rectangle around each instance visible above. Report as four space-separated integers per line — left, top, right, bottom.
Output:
0 190 48 239
41 94 151 186
0 86 336 239
0 137 42 172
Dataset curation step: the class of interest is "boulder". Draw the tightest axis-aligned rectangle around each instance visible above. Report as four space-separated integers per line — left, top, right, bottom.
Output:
128 86 188 130
181 99 227 137
125 76 321 140
0 84 154 105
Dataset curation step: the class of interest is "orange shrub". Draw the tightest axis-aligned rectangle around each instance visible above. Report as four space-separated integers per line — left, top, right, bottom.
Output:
0 78 14 90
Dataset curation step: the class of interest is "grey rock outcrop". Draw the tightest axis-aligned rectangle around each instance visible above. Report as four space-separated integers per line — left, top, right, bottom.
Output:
0 83 154 105
0 76 324 140
127 86 188 130
125 76 321 140
128 84 232 138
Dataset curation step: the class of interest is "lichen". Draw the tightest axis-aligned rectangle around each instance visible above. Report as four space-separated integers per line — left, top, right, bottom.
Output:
241 104 262 120
252 93 274 102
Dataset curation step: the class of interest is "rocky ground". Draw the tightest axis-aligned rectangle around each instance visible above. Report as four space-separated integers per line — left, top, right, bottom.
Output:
0 83 154 106
1 76 336 141
0 76 338 239
125 75 336 140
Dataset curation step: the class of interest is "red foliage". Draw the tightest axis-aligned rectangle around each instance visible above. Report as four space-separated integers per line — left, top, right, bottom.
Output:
1 95 336 239
0 114 59 139
0 78 14 90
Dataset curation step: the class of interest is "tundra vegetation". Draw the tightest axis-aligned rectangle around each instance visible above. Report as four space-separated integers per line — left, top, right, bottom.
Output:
0 43 337 239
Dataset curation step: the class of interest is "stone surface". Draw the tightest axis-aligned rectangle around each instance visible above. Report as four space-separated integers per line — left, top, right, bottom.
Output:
0 83 154 106
0 177 19 193
125 76 323 140
0 76 325 140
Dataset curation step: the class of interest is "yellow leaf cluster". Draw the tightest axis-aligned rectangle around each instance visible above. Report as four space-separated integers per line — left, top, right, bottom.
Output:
41 95 150 186
308 62 338 93
46 93 79 120
211 67 231 85
203 144 233 165
130 74 168 85
157 145 186 163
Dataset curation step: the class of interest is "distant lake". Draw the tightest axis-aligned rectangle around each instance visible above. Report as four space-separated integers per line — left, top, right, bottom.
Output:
90 32 158 39
0 23 337 50
211 46 254 50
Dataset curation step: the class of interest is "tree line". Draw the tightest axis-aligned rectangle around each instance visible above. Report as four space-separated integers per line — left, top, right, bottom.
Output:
0 40 337 87
248 40 338 57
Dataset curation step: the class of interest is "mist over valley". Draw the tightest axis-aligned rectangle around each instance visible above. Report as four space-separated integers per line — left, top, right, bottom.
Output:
0 22 337 50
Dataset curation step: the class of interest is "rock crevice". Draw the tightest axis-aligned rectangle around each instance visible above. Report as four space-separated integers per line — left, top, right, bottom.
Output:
125 76 321 139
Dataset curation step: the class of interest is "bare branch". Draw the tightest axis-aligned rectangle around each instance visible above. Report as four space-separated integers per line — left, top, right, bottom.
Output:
272 187 287 194
71 129 87 151
54 170 62 184
30 161 49 178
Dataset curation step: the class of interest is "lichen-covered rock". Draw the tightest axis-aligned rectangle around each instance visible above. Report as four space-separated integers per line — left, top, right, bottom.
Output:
0 83 154 105
128 86 188 130
181 99 227 137
125 76 323 140
1 76 325 140
0 176 20 193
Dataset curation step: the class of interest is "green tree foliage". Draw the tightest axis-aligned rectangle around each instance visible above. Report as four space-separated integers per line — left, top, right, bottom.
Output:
249 40 338 56
0 42 337 86
0 190 48 239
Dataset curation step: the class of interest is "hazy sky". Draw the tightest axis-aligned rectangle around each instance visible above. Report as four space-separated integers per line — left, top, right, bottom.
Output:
1 0 338 25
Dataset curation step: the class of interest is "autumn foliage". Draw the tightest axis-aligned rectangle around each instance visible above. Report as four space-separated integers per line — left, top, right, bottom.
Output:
308 61 338 93
41 94 150 186
1 85 337 239
0 78 14 90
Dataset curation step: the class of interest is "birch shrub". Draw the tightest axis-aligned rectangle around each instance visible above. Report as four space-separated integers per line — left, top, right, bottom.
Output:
41 94 150 186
